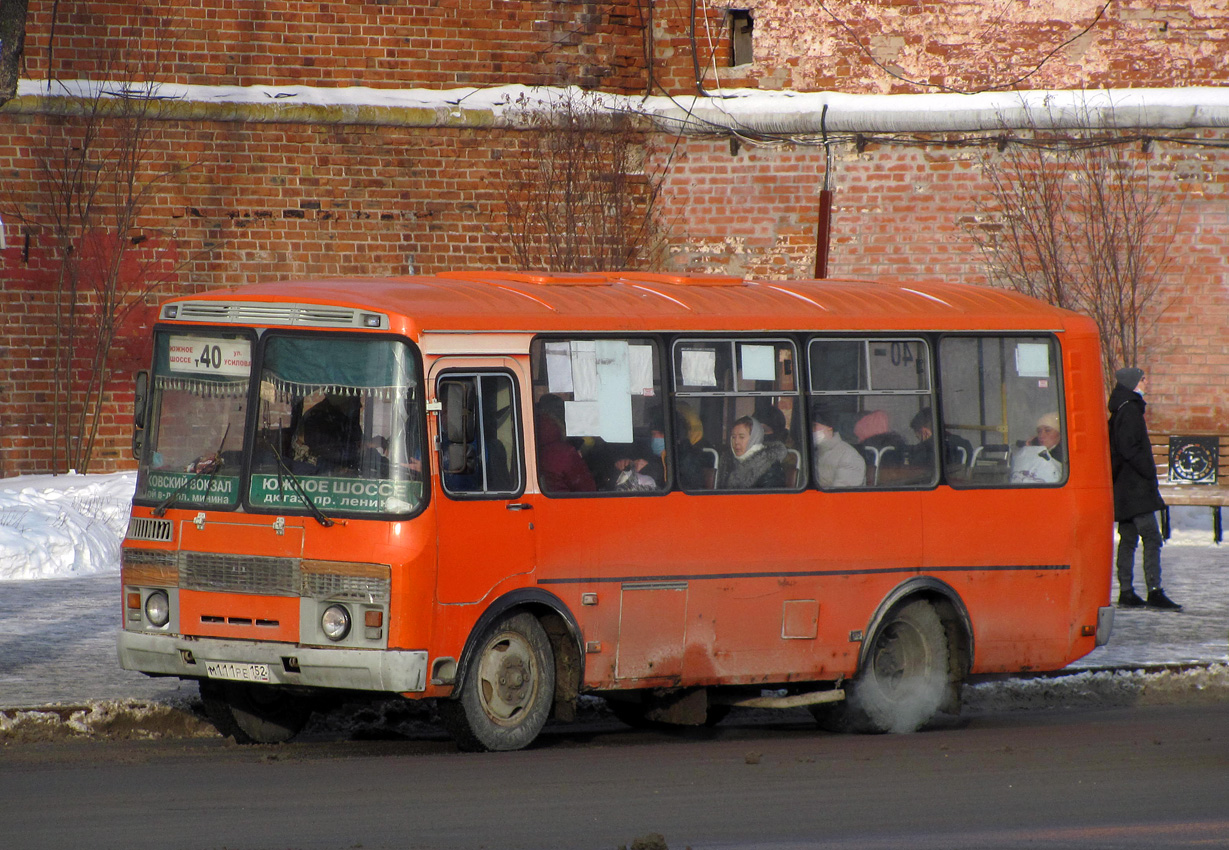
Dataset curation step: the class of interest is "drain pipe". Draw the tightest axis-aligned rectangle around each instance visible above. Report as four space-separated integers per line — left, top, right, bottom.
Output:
814 105 832 279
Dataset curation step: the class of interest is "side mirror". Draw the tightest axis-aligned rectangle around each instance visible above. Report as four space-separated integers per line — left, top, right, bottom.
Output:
133 371 149 430
132 371 149 458
442 381 475 444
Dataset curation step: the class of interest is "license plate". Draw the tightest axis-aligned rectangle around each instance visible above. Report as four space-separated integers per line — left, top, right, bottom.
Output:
205 661 271 683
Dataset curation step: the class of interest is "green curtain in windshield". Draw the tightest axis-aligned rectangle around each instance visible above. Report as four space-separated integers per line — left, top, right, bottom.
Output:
262 337 416 401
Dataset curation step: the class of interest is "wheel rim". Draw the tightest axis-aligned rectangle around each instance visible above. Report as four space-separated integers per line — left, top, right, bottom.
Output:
475 630 540 727
871 620 929 698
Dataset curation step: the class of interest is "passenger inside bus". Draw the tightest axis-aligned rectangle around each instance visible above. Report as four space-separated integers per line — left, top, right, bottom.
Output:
908 406 974 473
535 394 597 493
758 404 793 448
854 409 909 484
294 395 362 475
810 401 867 488
1010 412 1064 484
673 402 717 489
718 416 788 489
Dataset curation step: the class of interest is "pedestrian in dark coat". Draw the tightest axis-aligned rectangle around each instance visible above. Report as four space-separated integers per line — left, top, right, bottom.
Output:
1108 366 1180 610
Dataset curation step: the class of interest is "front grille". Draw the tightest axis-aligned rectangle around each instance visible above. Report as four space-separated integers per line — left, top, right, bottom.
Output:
126 517 174 542
181 552 298 596
122 547 177 567
302 572 391 604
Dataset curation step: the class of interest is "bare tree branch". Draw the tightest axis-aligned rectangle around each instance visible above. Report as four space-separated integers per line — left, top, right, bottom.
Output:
969 100 1178 388
496 89 668 273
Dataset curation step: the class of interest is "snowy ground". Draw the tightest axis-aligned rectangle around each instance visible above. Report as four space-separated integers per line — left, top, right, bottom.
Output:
0 473 1226 741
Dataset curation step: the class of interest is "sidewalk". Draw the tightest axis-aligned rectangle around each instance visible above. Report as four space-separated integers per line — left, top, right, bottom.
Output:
1072 527 1229 669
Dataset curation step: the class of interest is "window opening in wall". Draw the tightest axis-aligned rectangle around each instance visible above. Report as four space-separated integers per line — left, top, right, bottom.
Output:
729 10 753 67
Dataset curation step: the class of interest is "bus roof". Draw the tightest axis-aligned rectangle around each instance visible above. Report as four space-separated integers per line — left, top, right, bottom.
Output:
162 272 1094 336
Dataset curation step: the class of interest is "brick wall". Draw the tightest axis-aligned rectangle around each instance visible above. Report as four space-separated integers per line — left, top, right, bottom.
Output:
21 1 1225 98
20 0 649 92
4 0 1229 474
649 0 1229 94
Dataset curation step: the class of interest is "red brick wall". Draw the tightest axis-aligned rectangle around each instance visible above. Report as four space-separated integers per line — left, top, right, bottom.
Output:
649 1 1229 94
4 0 1229 474
20 0 650 92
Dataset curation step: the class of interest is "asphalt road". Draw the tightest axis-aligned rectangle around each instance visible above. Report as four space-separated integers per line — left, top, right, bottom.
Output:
1 702 1225 850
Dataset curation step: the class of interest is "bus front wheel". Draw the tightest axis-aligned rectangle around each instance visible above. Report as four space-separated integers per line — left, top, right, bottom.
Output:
199 679 312 744
441 611 556 752
813 599 949 734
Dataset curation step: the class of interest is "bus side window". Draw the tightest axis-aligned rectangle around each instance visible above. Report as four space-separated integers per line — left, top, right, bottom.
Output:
808 337 936 489
439 373 523 497
674 338 803 492
938 336 1066 488
529 339 666 496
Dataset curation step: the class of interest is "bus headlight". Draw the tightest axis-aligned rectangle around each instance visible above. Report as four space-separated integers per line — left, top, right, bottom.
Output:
321 604 351 641
144 590 170 627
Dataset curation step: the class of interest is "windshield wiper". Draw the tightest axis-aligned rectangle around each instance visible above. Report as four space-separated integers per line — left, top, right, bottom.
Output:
152 425 230 517
261 431 335 527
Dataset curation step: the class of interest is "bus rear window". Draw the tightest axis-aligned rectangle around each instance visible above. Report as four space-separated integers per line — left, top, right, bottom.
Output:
250 335 424 516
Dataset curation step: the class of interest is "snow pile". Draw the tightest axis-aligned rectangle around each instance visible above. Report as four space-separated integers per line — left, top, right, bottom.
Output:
965 663 1229 714
0 472 136 581
0 697 215 743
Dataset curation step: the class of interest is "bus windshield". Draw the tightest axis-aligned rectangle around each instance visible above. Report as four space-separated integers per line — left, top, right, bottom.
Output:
135 331 424 517
249 335 424 516
135 331 253 509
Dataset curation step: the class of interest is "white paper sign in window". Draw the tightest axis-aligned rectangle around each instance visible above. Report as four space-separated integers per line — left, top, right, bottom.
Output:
740 344 776 382
596 340 634 443
570 340 599 401
1015 342 1051 379
629 344 655 396
681 348 718 387
545 341 573 393
564 400 601 437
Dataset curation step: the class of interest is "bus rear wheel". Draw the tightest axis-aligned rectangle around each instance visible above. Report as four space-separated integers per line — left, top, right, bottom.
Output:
200 679 313 744
813 599 949 734
442 611 555 752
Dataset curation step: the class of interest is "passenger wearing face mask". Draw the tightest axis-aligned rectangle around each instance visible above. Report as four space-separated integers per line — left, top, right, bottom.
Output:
809 401 867 488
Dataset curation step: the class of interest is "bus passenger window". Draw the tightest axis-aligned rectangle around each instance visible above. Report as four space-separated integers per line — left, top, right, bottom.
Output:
938 336 1066 488
440 373 523 497
673 338 803 492
808 338 936 489
529 339 665 496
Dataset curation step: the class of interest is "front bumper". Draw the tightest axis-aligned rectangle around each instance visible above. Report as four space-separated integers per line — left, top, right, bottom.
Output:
118 630 428 693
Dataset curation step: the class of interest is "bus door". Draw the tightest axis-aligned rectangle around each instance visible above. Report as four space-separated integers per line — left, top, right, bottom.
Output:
431 361 536 605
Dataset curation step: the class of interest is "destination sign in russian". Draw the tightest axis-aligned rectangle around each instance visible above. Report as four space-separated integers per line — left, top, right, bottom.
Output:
169 336 252 377
249 475 420 514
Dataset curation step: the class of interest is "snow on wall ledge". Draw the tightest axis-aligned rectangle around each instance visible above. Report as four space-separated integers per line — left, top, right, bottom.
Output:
9 80 1229 134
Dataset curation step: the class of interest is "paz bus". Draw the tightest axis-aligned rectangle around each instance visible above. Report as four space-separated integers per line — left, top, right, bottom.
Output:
119 271 1114 750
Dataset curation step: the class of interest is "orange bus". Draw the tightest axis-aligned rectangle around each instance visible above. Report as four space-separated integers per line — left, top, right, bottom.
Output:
119 271 1114 750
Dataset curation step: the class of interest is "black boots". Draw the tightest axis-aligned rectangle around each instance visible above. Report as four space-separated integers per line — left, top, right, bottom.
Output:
1146 589 1183 611
1117 588 1146 608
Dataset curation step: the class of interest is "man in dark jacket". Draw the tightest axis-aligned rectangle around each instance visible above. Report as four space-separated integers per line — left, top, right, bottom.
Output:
1108 367 1181 611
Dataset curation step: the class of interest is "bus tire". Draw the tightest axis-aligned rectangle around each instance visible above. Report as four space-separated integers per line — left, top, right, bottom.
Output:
199 679 312 744
442 611 555 752
813 599 949 734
